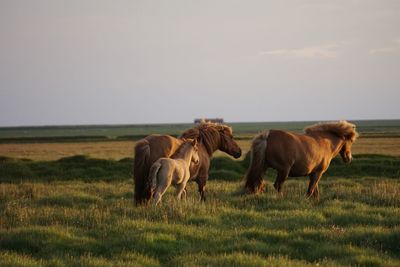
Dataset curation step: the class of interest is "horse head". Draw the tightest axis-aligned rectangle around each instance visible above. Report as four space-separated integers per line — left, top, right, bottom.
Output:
180 122 242 159
305 120 358 164
218 127 242 159
340 138 353 163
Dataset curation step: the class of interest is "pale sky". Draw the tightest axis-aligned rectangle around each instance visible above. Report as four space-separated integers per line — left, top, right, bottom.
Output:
0 0 399 126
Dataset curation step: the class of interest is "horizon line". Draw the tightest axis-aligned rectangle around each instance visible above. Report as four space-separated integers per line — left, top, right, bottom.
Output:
1 118 400 129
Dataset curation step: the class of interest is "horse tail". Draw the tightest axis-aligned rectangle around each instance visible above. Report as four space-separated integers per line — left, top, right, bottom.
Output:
134 139 152 206
245 131 269 194
149 161 162 193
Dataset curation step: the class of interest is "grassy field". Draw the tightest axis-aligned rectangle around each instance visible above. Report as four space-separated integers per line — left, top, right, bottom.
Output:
1 178 399 266
1 120 400 266
0 153 399 183
0 153 400 266
0 124 193 139
1 136 400 161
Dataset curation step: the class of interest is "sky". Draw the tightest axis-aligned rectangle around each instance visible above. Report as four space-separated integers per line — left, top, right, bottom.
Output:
0 0 399 126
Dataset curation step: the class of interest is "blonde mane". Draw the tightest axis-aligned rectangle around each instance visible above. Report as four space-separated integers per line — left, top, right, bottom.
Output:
304 120 359 141
180 122 232 155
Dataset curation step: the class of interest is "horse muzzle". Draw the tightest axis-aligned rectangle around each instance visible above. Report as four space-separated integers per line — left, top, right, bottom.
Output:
233 150 242 159
344 156 352 164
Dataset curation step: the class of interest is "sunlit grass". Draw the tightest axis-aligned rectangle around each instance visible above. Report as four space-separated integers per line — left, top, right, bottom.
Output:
1 178 399 266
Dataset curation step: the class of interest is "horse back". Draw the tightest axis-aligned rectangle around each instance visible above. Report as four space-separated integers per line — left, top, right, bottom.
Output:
144 135 183 163
266 130 330 176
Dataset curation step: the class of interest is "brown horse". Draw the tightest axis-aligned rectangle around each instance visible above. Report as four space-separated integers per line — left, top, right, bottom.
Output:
244 121 359 200
134 122 242 205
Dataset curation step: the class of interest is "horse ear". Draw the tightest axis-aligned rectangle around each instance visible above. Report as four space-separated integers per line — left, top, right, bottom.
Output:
192 139 198 146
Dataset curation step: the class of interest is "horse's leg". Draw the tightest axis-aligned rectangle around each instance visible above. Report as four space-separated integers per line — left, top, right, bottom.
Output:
273 169 289 193
313 185 320 201
153 176 172 206
182 187 187 200
307 172 323 200
256 167 267 193
196 176 207 202
153 192 160 206
176 182 186 201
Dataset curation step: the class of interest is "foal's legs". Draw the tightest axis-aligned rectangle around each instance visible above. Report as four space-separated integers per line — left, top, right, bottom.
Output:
182 187 187 200
153 191 162 206
273 169 289 193
153 177 172 206
176 182 187 201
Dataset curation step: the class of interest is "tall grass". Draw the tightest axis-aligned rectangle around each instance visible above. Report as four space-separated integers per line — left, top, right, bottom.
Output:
1 153 400 266
1 178 399 266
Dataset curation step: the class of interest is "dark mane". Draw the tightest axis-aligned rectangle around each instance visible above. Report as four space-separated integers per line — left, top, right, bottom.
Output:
304 120 359 141
180 122 232 155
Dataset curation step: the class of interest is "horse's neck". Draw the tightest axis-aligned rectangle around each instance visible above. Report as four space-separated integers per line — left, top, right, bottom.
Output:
201 135 221 156
178 148 193 165
325 134 344 157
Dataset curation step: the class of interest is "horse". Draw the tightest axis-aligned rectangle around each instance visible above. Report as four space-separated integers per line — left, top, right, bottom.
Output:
150 139 199 206
134 121 242 206
244 121 359 200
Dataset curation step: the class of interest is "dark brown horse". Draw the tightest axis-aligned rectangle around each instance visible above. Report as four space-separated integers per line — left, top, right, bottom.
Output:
244 121 359 200
134 122 242 205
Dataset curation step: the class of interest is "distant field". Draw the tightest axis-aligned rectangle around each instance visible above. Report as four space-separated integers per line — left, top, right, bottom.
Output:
1 137 400 161
0 141 136 161
1 120 400 142
0 119 400 160
0 124 193 140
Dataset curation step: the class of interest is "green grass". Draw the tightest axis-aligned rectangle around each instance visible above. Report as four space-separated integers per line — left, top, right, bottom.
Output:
1 121 400 266
0 178 399 266
3 153 399 183
0 124 193 140
1 152 400 266
0 156 132 183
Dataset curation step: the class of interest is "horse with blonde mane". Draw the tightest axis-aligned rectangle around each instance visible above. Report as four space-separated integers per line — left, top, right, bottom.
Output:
134 122 242 205
150 139 199 206
245 121 359 200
